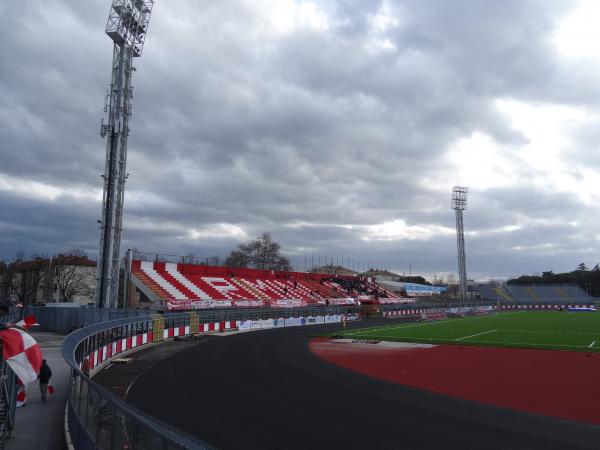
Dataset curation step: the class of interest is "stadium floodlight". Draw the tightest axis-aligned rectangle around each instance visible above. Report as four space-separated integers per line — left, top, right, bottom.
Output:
451 186 468 303
106 0 154 57
96 0 154 309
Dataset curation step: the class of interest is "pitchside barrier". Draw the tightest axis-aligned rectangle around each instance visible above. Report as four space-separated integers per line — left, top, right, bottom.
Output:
381 303 598 320
383 305 496 319
62 306 359 450
499 303 596 310
25 304 365 334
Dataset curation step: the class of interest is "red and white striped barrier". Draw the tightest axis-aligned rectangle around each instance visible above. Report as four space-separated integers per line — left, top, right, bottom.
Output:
86 330 155 370
384 309 423 317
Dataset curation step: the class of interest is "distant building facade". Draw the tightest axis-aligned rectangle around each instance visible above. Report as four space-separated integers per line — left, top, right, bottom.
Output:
0 255 96 306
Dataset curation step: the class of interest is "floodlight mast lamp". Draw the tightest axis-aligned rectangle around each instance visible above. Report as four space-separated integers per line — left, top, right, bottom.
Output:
96 0 154 309
451 186 468 303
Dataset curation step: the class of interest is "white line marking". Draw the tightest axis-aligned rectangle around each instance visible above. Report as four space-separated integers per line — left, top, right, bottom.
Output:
455 329 497 341
346 312 514 337
359 337 598 350
589 341 596 348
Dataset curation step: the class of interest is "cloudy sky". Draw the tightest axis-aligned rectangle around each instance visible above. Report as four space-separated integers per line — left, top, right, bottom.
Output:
1 0 600 281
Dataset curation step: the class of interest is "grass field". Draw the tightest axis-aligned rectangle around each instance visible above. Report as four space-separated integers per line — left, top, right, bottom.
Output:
338 311 600 352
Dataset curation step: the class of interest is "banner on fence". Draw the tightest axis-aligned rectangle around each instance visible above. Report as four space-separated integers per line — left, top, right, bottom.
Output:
379 298 416 304
260 319 275 328
285 317 302 327
404 283 447 297
270 299 308 308
166 300 192 311
273 318 286 327
233 300 267 308
191 299 232 309
325 315 341 323
325 298 359 306
341 313 359 322
238 320 251 330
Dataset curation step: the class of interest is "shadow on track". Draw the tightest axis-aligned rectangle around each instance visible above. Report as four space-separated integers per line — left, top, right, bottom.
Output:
127 320 600 450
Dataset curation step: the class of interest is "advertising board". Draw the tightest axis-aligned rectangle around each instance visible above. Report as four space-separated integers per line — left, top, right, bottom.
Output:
273 318 286 327
238 321 251 330
260 319 275 328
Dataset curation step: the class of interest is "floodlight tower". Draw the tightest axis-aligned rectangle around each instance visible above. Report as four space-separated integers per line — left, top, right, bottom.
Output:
96 0 154 308
451 186 468 302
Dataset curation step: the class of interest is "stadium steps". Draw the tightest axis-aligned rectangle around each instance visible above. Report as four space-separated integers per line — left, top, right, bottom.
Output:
140 261 187 299
281 280 318 299
232 278 271 300
130 272 165 302
555 287 570 302
493 287 514 302
154 263 198 299
199 276 258 300
304 280 336 298
242 278 287 299
379 287 398 298
165 263 212 299
266 280 314 300
525 287 541 301
183 275 229 300
259 280 288 298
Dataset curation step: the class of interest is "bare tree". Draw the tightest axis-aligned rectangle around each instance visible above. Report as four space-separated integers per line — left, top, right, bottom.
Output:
54 265 91 301
1 251 49 305
446 273 457 286
225 232 290 270
205 255 221 266
53 255 93 302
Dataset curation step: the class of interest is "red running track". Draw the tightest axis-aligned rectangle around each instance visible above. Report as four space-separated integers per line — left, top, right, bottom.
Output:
310 338 600 425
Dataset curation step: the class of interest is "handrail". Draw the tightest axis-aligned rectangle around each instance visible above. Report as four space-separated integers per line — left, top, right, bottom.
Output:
62 313 217 449
62 306 360 449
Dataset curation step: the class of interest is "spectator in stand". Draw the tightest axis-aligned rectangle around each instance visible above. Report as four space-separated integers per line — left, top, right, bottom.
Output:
283 286 288 296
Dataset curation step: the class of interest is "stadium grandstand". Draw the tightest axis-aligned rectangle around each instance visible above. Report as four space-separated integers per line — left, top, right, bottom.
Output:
131 260 400 311
477 283 594 304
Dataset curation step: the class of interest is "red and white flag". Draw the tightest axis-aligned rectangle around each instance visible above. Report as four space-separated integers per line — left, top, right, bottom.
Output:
15 315 39 330
0 328 42 385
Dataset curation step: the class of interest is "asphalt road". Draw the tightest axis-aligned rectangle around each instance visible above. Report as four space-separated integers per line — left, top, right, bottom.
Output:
127 320 600 450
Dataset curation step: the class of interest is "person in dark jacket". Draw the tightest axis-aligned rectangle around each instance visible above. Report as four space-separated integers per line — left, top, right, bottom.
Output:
38 360 52 403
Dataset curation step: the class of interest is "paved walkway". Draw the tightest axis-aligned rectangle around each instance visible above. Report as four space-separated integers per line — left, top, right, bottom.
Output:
6 332 68 450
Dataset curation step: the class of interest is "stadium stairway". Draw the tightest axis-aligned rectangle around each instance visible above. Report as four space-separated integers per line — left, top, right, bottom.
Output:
525 287 541 301
164 263 212 299
130 272 163 302
493 287 514 302
140 261 186 299
232 278 271 300
555 287 570 302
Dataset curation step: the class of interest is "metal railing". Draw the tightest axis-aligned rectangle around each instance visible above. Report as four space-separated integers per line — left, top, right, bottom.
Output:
63 306 360 449
0 358 16 450
63 314 217 450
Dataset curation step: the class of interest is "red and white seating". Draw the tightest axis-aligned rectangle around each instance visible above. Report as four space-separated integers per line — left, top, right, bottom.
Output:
132 260 394 309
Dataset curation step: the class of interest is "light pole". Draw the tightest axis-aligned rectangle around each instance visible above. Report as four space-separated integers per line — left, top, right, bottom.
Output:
96 0 155 309
451 186 469 303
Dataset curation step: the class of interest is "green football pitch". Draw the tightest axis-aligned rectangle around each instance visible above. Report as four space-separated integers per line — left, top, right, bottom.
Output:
338 311 600 352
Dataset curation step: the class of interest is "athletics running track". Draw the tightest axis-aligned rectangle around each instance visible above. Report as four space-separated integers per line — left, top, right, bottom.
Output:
127 320 600 449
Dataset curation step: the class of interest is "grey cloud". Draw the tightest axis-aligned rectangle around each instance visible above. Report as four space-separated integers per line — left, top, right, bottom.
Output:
1 0 599 280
